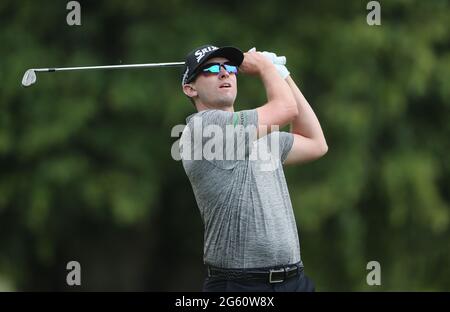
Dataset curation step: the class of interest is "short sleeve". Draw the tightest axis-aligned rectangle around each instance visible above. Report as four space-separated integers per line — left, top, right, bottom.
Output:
279 131 294 163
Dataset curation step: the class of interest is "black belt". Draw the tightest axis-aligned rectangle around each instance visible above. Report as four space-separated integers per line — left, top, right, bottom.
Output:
207 263 302 284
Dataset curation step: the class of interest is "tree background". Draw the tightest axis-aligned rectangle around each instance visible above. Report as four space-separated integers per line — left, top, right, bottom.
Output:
0 0 449 291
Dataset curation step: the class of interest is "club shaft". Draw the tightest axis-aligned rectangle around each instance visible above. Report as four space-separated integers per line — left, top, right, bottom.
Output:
33 62 185 72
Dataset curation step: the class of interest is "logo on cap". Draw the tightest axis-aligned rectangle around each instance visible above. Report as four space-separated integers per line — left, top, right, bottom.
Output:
194 46 219 63
182 67 189 85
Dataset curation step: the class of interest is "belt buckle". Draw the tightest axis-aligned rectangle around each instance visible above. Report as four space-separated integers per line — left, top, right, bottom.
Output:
269 268 285 283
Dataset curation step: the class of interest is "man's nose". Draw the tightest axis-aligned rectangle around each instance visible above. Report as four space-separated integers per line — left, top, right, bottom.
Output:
218 66 229 79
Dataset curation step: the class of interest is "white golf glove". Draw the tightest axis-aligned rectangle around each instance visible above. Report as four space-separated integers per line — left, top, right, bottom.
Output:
248 47 290 79
274 64 290 80
260 51 286 65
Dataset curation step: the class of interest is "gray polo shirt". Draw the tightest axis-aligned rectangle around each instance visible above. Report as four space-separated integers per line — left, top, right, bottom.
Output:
180 109 302 269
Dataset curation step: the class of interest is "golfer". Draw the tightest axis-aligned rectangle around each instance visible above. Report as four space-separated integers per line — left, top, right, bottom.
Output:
179 44 328 292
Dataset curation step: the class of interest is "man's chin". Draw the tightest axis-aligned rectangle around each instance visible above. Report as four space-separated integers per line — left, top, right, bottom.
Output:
215 96 235 107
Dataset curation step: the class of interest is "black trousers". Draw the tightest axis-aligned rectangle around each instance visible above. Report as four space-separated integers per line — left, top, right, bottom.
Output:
203 268 316 292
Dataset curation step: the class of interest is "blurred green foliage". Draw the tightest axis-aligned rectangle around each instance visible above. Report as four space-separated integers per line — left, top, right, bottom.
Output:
0 0 449 291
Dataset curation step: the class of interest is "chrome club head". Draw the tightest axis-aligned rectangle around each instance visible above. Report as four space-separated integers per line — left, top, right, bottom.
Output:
22 69 37 87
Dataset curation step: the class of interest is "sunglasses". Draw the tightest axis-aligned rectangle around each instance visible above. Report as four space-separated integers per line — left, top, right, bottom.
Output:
198 62 239 76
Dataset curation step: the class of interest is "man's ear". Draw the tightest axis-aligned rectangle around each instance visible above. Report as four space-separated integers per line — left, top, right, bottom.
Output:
182 83 197 99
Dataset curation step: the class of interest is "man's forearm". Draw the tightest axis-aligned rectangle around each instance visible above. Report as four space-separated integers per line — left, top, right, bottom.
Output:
260 65 297 114
286 76 327 145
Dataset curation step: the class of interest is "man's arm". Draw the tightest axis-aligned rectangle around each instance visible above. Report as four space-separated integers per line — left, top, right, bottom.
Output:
239 51 298 138
284 76 328 165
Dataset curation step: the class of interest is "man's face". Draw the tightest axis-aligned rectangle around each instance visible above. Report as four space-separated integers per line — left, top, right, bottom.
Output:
189 57 238 108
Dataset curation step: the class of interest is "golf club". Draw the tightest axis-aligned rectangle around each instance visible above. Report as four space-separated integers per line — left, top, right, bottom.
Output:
21 62 185 87
21 55 286 87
